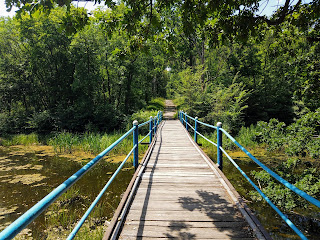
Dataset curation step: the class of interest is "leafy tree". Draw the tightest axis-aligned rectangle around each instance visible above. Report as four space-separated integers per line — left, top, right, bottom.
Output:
0 5 170 133
5 0 320 42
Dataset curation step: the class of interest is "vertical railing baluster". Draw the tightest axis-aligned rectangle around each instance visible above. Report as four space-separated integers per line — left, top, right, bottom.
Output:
133 120 139 170
155 113 158 132
194 117 198 143
149 116 153 144
181 111 184 124
185 113 188 131
154 117 157 135
217 122 222 170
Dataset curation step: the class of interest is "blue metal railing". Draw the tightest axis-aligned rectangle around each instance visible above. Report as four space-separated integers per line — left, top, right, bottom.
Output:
0 111 163 240
179 110 320 240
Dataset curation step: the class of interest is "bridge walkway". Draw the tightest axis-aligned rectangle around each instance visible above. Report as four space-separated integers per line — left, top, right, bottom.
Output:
106 119 266 239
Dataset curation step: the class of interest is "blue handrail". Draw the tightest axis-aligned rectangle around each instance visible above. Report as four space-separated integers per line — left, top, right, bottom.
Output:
67 145 137 239
0 111 163 240
179 110 320 240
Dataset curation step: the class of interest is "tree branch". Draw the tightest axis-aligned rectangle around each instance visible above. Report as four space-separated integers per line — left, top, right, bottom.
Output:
257 0 302 26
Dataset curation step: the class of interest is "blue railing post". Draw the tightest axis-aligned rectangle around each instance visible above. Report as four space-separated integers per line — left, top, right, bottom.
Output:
185 113 188 130
194 117 198 143
153 117 157 135
217 122 222 170
149 116 153 144
133 120 139 170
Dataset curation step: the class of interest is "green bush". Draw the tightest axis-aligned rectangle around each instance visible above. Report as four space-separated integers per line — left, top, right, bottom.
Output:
307 139 320 159
171 67 249 135
27 110 54 133
146 98 165 111
131 110 159 124
250 158 320 211
284 109 320 157
227 109 320 159
257 119 286 152
0 110 28 134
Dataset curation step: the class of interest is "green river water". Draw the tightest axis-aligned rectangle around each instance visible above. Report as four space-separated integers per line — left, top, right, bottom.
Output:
0 146 134 239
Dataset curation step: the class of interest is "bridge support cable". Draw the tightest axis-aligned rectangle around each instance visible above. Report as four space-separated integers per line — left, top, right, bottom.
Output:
179 111 320 240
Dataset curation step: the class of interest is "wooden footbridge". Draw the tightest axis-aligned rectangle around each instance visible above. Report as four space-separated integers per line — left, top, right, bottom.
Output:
1 101 319 240
103 119 267 239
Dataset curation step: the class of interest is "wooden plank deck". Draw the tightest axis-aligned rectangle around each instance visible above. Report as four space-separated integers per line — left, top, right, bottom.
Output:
104 120 269 240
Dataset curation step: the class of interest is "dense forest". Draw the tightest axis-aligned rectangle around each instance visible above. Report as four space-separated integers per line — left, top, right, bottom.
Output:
0 6 168 133
0 1 319 135
0 1 319 239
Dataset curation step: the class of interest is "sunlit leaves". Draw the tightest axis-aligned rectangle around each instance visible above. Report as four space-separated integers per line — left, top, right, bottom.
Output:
61 7 89 34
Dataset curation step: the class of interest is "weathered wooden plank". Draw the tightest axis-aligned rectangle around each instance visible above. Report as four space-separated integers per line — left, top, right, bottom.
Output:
120 225 254 239
125 210 244 222
144 168 211 172
129 201 235 211
148 156 202 161
132 193 231 202
123 220 249 228
141 173 217 178
141 172 215 177
137 183 222 188
133 187 228 196
131 195 231 203
136 185 225 191
145 164 210 168
119 237 255 240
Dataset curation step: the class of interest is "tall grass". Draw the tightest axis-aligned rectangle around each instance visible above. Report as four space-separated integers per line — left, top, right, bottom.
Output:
0 128 152 156
48 132 80 153
1 133 39 146
48 131 150 156
235 125 260 149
